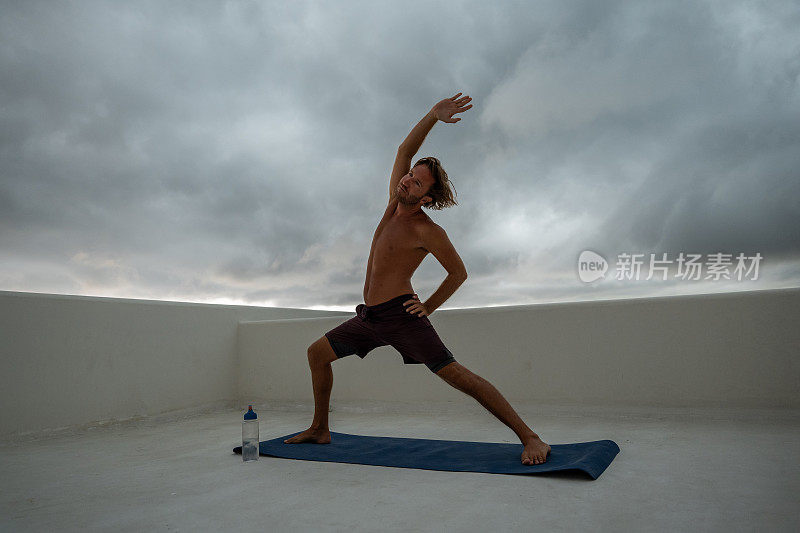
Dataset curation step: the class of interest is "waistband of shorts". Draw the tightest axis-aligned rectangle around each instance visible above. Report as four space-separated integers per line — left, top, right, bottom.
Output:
365 293 415 311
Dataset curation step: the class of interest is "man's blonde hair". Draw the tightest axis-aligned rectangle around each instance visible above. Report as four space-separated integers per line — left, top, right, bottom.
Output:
414 156 458 210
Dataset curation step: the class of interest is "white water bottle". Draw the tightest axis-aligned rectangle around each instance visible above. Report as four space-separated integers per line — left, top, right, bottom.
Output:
242 405 259 462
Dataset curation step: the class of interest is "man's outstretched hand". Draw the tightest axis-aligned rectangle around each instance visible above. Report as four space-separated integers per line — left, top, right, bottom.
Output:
431 92 473 123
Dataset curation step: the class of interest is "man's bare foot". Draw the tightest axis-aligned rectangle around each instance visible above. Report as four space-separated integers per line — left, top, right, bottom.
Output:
283 427 331 444
521 435 551 465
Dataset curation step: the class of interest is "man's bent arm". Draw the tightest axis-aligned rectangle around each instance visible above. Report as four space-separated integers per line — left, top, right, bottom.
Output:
399 110 437 157
424 273 467 315
418 223 468 315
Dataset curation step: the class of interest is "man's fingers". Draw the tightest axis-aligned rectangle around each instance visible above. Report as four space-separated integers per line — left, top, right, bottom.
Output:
451 92 462 100
405 300 427 315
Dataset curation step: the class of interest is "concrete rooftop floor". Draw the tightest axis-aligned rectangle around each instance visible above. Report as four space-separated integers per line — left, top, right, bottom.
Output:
1 402 798 532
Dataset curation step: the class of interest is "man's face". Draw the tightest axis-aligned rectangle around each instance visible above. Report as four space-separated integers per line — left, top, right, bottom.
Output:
397 165 434 206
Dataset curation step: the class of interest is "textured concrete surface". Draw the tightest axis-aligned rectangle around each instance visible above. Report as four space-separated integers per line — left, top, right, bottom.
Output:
1 403 798 532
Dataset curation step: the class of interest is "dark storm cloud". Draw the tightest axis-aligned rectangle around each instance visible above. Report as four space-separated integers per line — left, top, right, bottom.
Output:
476 0 800 303
1 0 798 309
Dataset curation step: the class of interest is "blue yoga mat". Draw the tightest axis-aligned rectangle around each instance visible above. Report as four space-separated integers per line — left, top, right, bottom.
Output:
233 431 619 480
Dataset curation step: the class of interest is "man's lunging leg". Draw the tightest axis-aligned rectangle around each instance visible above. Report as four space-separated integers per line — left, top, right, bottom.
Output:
284 337 338 444
436 362 551 465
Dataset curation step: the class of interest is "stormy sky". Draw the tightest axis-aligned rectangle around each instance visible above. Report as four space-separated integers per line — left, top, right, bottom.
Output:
1 0 798 311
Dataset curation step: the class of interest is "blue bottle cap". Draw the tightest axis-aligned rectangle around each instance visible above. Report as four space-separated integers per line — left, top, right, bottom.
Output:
244 405 257 420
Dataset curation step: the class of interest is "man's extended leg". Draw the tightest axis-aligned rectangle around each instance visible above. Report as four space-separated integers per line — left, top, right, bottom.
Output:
436 362 551 465
284 337 338 444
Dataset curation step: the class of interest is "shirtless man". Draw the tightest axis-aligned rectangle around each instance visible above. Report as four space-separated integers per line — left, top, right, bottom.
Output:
285 93 551 466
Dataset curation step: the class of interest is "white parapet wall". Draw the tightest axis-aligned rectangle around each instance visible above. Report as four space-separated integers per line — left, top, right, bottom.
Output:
3 288 797 440
238 288 800 410
0 291 349 439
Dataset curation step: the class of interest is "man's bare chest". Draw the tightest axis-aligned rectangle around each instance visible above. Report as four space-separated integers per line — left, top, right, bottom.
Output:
372 218 426 257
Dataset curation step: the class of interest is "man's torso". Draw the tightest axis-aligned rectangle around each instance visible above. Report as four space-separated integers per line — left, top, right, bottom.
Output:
363 197 433 306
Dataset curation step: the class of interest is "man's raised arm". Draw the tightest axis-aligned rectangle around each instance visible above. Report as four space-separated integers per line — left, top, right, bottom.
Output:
398 92 473 157
390 93 473 198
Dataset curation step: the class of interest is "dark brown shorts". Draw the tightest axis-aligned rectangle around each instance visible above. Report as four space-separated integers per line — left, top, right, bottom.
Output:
324 293 457 373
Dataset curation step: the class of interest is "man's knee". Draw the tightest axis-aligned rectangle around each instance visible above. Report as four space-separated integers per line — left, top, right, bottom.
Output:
307 336 339 366
436 361 478 392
